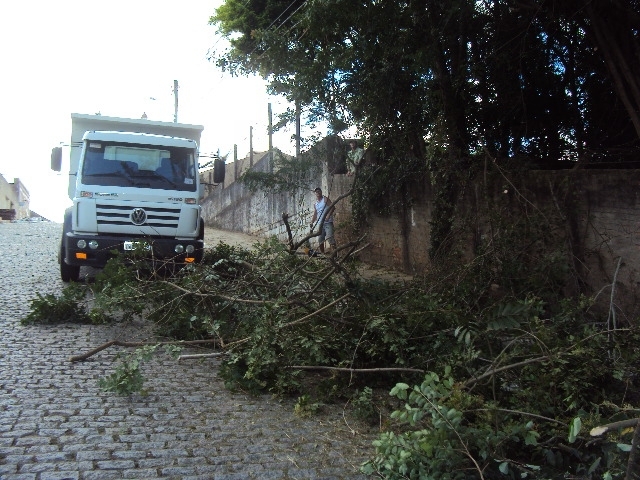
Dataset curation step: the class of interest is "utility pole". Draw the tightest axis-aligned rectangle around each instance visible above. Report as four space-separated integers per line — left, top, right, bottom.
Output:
234 144 238 182
268 103 273 173
173 80 179 123
295 101 301 160
249 126 254 167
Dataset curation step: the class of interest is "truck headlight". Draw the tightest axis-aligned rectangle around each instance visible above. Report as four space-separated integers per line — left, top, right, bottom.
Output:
77 240 87 249
88 240 99 250
186 245 195 254
174 244 184 253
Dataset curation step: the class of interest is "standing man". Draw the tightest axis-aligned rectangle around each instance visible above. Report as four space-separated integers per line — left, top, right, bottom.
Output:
346 140 364 176
310 187 337 254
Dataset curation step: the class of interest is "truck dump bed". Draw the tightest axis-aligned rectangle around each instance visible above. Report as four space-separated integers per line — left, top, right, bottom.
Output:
71 113 204 146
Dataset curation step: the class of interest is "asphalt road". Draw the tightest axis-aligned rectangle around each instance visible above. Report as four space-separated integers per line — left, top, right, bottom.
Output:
0 221 376 480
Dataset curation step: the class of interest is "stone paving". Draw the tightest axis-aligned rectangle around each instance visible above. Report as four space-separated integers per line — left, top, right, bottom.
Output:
0 221 377 480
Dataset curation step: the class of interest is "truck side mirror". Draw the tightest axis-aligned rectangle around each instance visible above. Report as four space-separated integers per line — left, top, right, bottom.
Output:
51 147 62 172
214 158 226 184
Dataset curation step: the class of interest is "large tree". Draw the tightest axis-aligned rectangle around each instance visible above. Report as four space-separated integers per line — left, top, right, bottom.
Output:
211 0 640 257
211 0 640 164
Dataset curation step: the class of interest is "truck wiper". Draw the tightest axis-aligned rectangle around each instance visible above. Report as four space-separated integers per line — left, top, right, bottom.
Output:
161 178 181 189
151 172 181 189
136 171 181 189
85 171 133 185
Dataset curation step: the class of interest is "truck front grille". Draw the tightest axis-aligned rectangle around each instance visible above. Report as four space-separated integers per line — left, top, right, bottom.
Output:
96 203 181 229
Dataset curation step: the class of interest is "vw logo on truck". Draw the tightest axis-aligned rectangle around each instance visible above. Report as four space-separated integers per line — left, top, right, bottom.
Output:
130 208 147 225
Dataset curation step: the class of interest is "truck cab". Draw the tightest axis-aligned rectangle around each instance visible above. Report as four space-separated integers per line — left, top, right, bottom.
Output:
52 114 223 282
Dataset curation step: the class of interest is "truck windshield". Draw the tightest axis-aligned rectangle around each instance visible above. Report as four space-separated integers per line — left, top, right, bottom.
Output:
81 141 197 192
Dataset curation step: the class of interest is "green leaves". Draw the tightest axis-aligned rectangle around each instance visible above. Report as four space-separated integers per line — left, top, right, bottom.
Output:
22 283 91 325
568 417 582 443
98 345 159 396
390 383 410 400
98 345 183 396
486 301 534 331
23 212 639 479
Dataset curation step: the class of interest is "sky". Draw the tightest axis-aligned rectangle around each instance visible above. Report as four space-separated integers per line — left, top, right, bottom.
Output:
0 1 301 222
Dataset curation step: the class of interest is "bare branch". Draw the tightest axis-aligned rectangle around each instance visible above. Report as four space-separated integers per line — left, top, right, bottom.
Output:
289 365 425 374
463 356 550 388
178 352 227 361
281 293 351 329
590 418 639 436
70 339 219 362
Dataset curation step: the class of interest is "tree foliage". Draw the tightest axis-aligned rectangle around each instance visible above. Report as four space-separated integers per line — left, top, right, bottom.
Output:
210 0 640 164
210 0 640 258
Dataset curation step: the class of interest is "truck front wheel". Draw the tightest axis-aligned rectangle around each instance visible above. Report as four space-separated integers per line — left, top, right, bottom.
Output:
60 207 80 282
195 219 205 263
60 244 80 282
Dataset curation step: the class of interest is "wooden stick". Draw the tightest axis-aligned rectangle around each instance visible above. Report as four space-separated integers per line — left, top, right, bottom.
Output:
590 418 639 436
69 338 219 362
178 352 227 361
289 365 425 374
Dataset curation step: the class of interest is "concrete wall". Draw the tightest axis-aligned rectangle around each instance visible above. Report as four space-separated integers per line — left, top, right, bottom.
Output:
201 139 345 243
202 151 312 239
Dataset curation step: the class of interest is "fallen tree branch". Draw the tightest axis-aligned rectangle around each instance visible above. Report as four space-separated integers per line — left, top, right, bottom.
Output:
178 352 227 361
211 293 354 349
70 338 219 362
281 293 351 329
590 418 639 436
289 365 425 374
463 356 550 387
160 280 270 305
470 408 567 426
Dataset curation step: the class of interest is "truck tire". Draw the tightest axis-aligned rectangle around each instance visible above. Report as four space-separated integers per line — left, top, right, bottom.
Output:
60 207 80 282
195 219 205 263
60 244 80 282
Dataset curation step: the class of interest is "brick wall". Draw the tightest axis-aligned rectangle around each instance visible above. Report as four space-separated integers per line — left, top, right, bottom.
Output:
335 168 640 317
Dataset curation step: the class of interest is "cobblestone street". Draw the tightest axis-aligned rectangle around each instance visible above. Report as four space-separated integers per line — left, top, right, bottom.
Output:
0 221 376 480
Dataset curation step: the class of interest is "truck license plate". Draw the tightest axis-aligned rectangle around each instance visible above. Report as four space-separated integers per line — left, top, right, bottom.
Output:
123 241 151 251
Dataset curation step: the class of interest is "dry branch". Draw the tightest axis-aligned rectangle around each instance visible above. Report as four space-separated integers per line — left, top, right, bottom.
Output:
178 352 227 361
72 290 352 362
289 365 425 374
590 418 639 436
463 356 550 387
69 339 219 362
160 279 270 305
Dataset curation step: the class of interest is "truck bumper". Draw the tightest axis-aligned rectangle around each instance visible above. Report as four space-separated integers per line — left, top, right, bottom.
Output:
63 233 204 268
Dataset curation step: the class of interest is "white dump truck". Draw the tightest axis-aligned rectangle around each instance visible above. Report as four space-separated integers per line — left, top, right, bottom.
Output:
51 113 224 282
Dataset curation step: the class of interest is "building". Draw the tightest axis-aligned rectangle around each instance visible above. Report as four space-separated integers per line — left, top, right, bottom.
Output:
0 175 30 220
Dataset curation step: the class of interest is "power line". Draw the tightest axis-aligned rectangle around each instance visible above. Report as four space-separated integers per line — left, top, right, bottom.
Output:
265 0 300 31
249 0 309 57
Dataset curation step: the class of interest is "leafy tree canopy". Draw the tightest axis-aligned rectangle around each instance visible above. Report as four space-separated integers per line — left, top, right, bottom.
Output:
211 0 640 165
